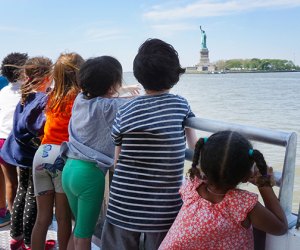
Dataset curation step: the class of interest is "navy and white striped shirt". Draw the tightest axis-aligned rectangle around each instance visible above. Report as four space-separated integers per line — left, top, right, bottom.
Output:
107 93 195 232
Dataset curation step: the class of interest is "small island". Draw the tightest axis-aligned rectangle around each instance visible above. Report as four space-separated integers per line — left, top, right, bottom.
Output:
187 57 300 75
186 26 300 74
213 58 300 73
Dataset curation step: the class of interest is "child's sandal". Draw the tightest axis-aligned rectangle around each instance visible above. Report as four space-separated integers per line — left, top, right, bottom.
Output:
45 240 56 250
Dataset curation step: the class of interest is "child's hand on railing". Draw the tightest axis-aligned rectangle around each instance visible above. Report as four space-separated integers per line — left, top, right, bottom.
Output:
249 165 276 188
119 84 141 97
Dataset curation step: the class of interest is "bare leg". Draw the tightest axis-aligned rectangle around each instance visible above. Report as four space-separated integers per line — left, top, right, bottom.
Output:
67 233 75 250
31 193 54 250
1 163 18 212
74 237 91 250
55 193 72 250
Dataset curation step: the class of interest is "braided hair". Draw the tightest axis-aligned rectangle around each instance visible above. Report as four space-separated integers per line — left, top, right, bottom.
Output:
188 131 268 189
188 138 206 179
251 149 268 176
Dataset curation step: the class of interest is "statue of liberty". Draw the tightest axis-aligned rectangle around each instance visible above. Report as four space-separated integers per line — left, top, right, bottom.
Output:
200 26 207 49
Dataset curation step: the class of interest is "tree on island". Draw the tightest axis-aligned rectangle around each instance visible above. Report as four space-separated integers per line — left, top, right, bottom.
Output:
215 58 299 71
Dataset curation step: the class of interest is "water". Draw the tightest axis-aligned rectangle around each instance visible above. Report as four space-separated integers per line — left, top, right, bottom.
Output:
124 72 300 212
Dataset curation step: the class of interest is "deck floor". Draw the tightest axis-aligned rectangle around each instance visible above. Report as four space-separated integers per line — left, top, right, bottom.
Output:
0 218 100 249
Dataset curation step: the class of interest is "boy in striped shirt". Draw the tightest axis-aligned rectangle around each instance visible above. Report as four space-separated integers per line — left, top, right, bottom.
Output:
101 38 197 250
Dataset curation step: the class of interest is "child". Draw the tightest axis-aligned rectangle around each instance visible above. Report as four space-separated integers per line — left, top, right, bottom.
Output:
159 131 288 250
0 75 9 90
0 52 28 227
0 56 53 250
31 53 84 250
61 56 139 250
101 38 197 250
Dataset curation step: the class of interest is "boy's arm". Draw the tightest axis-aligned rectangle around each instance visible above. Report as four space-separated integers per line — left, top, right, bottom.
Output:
113 145 121 170
185 127 197 150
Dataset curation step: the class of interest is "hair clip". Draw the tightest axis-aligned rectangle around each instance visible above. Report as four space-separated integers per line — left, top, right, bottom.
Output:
203 137 208 143
248 149 254 156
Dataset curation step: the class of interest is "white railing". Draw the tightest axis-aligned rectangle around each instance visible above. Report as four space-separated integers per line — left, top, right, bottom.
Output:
185 117 298 227
93 117 298 249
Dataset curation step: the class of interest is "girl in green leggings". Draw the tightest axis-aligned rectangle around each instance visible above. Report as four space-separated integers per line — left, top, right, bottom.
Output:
61 56 139 249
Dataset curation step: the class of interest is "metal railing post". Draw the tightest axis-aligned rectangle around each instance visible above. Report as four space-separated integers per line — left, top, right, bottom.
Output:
279 132 297 215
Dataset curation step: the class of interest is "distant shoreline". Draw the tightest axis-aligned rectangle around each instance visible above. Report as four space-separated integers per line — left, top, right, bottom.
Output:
185 69 300 74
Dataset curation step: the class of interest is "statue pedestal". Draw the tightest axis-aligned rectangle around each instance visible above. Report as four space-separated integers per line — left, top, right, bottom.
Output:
197 48 210 71
197 48 216 72
200 48 209 65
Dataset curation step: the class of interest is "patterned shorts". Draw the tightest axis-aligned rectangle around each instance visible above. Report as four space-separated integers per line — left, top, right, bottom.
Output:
33 144 65 196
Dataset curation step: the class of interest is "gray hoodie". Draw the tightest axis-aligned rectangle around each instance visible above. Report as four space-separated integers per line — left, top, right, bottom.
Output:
61 93 128 175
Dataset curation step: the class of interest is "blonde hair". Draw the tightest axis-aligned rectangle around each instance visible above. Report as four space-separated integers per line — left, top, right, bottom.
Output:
20 56 52 105
46 52 84 113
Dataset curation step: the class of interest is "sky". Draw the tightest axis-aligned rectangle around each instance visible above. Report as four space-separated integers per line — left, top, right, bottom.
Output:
0 0 300 71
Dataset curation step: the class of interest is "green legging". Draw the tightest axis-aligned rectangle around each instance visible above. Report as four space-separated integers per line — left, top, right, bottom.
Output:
62 158 105 238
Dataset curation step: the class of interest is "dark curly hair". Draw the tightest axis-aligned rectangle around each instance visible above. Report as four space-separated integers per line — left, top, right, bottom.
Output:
133 38 185 91
188 131 268 189
1 52 28 82
79 56 122 99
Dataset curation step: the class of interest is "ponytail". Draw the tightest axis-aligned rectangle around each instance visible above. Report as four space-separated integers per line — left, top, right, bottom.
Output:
20 78 36 105
47 53 83 113
251 149 268 176
188 138 206 179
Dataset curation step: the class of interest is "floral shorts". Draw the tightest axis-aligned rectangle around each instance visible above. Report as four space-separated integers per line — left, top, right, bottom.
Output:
33 144 65 196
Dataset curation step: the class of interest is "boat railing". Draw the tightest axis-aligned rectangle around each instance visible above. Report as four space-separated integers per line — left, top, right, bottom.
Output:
93 116 298 248
184 117 298 228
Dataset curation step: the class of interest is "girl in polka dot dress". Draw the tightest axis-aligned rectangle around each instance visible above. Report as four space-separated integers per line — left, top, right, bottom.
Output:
159 131 288 250
0 57 53 250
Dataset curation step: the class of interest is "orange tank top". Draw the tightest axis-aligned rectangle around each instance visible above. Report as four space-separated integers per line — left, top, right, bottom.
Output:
42 95 76 145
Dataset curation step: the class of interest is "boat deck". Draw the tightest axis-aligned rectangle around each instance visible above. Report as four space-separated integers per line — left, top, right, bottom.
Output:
0 218 101 249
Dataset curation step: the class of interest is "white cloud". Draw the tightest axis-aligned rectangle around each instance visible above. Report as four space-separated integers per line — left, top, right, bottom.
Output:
0 26 16 32
0 26 38 34
151 23 196 32
85 28 124 41
77 21 129 42
143 0 300 20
